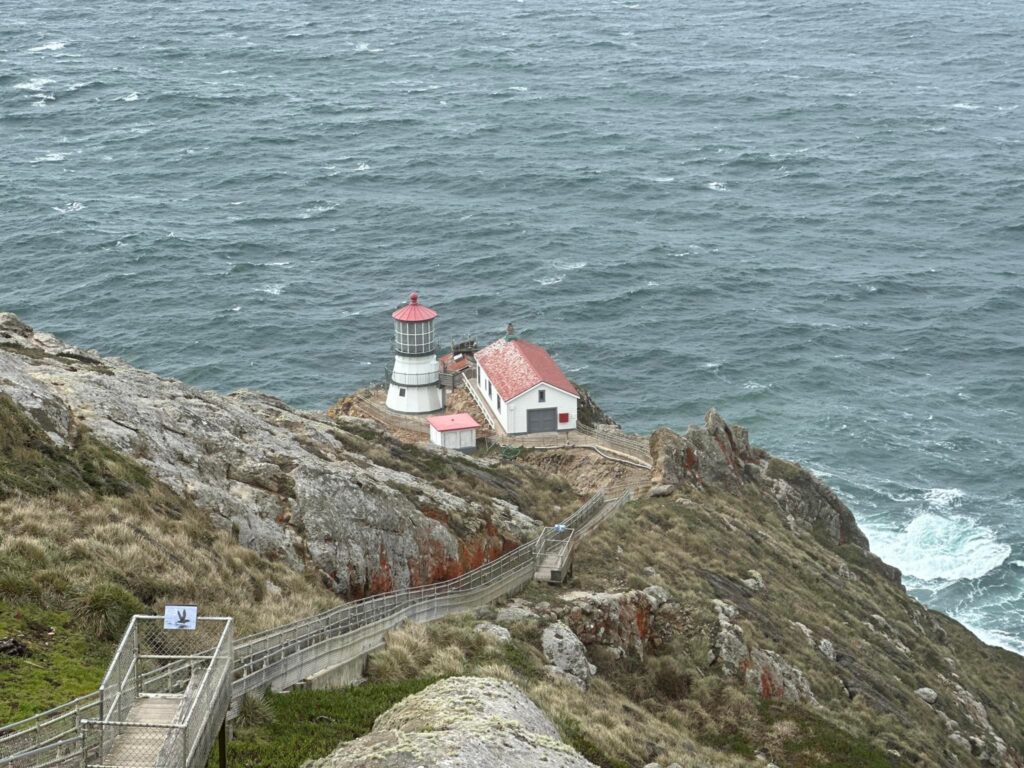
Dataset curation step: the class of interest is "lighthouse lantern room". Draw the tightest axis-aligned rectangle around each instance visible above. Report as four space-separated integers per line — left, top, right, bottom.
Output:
386 292 444 414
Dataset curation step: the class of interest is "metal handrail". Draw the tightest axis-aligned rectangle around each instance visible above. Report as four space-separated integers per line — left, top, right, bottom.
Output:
2 489 632 768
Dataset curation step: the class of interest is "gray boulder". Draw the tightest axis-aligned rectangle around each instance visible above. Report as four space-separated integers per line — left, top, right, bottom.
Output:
474 622 511 644
542 622 596 685
306 677 597 768
915 687 938 705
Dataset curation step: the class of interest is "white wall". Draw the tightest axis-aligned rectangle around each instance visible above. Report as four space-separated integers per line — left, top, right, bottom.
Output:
475 365 576 434
387 353 443 413
429 425 477 452
507 383 577 435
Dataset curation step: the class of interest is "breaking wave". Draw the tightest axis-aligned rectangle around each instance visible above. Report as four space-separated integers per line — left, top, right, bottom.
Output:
867 511 1010 583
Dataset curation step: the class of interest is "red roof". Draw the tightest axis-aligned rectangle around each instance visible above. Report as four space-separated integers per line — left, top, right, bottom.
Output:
475 338 579 401
427 413 481 432
439 352 471 373
392 292 437 322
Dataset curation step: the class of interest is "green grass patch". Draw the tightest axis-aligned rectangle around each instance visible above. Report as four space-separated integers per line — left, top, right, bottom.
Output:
0 394 151 499
0 602 110 721
757 701 901 768
214 681 433 768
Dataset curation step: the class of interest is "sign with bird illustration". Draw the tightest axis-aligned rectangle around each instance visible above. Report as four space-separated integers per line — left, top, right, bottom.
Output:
163 604 198 630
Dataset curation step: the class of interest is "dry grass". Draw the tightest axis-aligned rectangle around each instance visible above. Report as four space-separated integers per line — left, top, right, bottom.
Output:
0 494 336 635
364 481 1024 768
0 394 338 715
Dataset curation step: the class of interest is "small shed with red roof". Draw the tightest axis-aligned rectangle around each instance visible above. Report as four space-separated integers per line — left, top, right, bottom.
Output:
427 413 481 452
474 337 578 434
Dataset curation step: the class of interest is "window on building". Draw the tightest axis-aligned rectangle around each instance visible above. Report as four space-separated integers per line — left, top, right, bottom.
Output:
538 389 546 403
399 388 406 397
496 395 501 412
487 381 492 397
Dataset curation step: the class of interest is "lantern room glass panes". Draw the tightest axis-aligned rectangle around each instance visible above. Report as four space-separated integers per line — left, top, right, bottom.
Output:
394 319 436 355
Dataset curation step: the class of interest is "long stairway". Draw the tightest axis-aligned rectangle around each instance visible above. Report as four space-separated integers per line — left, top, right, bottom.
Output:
3 488 637 768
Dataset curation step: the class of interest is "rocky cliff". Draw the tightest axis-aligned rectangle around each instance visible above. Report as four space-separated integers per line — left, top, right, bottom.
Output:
3 313 1022 768
0 313 574 598
364 413 1024 768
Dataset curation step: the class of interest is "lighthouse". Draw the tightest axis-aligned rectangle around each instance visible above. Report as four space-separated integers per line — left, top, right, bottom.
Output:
385 292 444 414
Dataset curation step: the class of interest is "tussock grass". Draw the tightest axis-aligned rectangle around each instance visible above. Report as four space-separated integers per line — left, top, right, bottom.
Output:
0 395 337 719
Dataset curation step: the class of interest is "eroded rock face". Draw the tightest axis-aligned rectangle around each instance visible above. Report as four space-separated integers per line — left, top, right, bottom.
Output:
306 677 598 768
648 408 901 584
710 600 816 705
0 313 539 598
556 588 678 659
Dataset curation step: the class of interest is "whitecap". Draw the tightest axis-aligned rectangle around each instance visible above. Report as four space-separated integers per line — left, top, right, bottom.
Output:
646 280 659 287
53 201 83 214
865 512 1010 582
1011 561 1024 569
354 42 381 53
553 260 587 270
354 162 370 171
702 362 721 370
263 261 293 268
653 176 674 183
536 275 564 286
706 181 727 191
29 41 66 53
30 152 66 163
119 92 139 102
509 86 528 92
301 203 337 219
230 306 241 312
258 284 284 295
949 102 981 111
743 381 770 391
965 624 1024 655
15 77 54 91
923 487 965 509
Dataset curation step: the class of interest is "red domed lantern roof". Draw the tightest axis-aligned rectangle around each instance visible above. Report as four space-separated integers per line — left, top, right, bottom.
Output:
392 291 437 322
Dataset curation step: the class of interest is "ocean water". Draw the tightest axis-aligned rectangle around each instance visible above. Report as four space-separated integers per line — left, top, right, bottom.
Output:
2 0 1022 653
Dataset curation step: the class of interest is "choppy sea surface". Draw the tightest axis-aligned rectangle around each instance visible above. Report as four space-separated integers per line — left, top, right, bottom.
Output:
2 0 1022 653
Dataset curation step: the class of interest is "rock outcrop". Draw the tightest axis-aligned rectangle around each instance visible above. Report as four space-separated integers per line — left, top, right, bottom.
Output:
556 588 679 659
542 621 596 688
306 677 598 768
710 600 816 705
0 314 545 598
649 409 901 583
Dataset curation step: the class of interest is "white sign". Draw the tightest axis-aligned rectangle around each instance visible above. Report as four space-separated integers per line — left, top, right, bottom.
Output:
164 605 198 631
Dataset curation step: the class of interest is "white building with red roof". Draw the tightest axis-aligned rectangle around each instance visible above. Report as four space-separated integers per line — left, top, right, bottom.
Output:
474 337 578 434
427 413 480 452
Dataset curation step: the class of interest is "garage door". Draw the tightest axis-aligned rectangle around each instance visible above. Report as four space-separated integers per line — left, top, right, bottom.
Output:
526 407 558 434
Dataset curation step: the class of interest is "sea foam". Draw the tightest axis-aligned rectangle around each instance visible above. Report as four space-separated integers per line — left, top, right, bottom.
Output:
867 511 1010 583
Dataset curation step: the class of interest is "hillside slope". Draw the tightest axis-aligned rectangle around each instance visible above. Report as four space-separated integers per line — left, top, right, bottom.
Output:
0 312 574 719
362 412 1024 768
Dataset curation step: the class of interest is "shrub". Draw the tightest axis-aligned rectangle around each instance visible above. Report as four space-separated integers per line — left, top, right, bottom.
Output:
73 582 145 641
235 691 275 729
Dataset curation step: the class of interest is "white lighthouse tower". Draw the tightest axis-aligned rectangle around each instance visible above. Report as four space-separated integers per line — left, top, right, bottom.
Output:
386 292 444 414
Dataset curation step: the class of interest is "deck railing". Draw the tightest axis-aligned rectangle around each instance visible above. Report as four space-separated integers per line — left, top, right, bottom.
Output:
1 489 633 768
76 617 232 768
